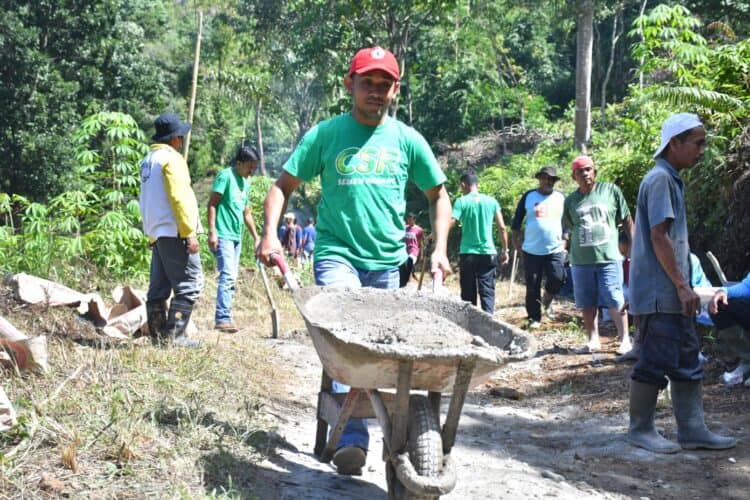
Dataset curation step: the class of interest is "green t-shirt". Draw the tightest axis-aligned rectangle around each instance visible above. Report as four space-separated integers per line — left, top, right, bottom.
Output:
283 113 446 270
563 182 630 265
452 192 500 255
211 167 250 242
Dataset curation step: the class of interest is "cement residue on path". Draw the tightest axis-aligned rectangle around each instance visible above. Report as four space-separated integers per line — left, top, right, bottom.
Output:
258 336 628 499
250 285 750 500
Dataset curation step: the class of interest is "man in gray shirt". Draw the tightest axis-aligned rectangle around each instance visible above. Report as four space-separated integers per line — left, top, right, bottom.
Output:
627 113 735 453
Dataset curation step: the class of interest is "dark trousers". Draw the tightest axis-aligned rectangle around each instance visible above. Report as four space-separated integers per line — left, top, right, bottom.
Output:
711 298 750 362
459 253 496 313
398 257 415 288
632 313 703 389
711 298 750 330
523 251 566 322
147 237 204 304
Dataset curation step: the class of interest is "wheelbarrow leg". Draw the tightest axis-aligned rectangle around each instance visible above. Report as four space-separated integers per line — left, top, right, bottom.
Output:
391 360 414 454
442 360 475 455
366 389 392 456
314 369 332 457
428 391 442 425
386 361 413 500
320 388 363 463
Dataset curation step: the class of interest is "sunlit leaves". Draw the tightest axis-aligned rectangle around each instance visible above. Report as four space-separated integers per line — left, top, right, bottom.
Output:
0 111 150 284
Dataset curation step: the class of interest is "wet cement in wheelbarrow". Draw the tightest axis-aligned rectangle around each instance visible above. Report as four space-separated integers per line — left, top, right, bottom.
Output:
339 310 476 347
303 289 499 352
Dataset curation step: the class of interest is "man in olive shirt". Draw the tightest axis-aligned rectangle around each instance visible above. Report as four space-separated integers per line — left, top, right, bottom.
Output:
452 170 509 313
563 155 633 354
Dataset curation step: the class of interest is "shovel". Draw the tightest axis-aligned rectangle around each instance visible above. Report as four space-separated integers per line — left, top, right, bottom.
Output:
507 249 519 300
256 258 280 339
417 238 429 291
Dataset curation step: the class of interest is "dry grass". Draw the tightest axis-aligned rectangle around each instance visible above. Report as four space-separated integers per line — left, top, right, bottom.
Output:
0 269 305 498
5 270 747 498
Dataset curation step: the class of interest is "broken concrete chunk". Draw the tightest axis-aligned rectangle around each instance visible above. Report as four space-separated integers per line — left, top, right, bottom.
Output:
0 386 17 432
0 316 50 374
11 273 88 307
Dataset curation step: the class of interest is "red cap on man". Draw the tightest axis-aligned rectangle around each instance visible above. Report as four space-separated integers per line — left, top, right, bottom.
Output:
571 155 594 171
348 46 400 81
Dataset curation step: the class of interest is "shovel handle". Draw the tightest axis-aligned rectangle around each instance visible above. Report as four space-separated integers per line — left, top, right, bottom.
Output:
269 252 289 274
432 270 444 294
269 253 299 290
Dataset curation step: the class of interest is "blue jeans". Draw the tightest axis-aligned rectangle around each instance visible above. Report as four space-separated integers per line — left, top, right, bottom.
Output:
571 262 625 309
212 238 241 324
314 258 399 451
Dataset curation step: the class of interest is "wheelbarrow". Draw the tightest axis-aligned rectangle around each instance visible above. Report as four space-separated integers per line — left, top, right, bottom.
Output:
271 256 536 499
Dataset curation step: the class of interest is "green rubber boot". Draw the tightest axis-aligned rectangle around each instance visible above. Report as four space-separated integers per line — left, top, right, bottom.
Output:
671 380 736 450
627 381 680 454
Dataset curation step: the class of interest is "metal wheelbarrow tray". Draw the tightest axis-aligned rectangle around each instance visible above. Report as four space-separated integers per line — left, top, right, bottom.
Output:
291 285 536 498
294 286 536 393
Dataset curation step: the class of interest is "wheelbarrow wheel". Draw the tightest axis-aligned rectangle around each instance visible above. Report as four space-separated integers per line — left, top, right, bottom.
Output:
387 394 443 499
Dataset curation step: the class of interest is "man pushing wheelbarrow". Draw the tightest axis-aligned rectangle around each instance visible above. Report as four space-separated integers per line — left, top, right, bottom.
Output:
258 45 453 477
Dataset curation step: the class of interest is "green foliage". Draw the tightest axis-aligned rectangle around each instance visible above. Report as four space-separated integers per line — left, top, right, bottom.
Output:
410 1 562 142
2 0 749 281
0 1 169 200
0 112 150 286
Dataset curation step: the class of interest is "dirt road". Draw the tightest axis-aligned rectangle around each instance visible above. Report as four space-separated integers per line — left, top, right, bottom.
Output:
251 298 749 500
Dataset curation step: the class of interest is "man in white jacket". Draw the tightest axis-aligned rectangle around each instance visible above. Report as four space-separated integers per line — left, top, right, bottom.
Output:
139 112 203 348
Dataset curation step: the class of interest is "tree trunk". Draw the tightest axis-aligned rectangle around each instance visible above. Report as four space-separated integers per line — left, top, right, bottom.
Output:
574 0 594 152
255 98 267 176
184 10 203 163
499 85 508 155
637 0 649 90
601 3 623 126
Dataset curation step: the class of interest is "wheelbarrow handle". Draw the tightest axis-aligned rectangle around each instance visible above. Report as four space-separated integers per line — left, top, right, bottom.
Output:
269 253 299 290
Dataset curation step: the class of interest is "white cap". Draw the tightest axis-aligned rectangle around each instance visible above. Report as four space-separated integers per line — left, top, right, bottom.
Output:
283 212 295 219
653 113 703 159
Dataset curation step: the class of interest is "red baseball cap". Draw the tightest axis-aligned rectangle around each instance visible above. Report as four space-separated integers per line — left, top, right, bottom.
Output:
348 46 400 81
571 155 594 171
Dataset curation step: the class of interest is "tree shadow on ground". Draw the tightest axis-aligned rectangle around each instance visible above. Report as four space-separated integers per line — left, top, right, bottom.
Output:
455 363 750 500
196 413 386 499
200 446 387 500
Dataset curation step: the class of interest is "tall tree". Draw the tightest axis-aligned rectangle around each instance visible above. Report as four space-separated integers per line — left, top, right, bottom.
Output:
0 0 169 199
600 2 624 125
575 0 595 151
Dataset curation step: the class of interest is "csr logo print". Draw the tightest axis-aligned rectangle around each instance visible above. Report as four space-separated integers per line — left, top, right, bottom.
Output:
335 146 401 176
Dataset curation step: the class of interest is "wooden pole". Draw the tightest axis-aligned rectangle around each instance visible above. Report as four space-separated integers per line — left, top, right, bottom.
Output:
183 10 203 163
417 237 429 291
507 249 518 300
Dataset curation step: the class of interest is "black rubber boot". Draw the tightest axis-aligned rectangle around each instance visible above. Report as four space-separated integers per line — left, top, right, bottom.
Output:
146 300 167 346
165 298 200 348
627 380 680 453
671 380 736 450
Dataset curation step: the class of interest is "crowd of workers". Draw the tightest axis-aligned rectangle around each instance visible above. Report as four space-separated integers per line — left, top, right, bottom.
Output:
138 46 747 476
